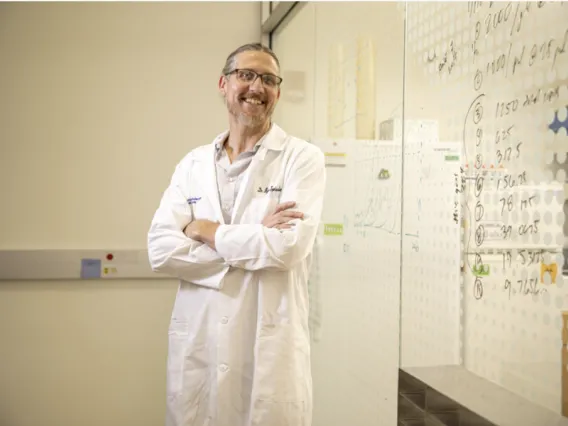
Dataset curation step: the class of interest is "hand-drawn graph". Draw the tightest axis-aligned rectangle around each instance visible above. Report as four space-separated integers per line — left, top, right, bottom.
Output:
352 141 403 236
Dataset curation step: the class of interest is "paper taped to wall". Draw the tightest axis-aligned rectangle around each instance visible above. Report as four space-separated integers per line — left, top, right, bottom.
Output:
80 259 101 279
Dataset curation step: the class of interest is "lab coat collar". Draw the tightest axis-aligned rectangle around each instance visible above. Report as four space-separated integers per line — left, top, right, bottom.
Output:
212 122 287 153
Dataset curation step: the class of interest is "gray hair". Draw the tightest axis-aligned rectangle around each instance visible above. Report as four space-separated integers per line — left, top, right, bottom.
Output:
221 43 281 76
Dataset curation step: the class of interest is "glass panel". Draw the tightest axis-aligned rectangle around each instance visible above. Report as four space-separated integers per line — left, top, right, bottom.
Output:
401 0 568 420
272 3 316 141
273 0 568 423
273 2 406 425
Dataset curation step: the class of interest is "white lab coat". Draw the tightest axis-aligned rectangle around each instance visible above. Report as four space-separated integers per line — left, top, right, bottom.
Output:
147 123 326 426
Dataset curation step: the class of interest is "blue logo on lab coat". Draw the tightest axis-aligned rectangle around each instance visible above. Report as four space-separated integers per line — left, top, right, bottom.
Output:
187 197 201 205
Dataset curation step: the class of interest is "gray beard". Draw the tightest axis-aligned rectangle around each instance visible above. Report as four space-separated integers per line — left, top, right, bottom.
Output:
227 98 266 128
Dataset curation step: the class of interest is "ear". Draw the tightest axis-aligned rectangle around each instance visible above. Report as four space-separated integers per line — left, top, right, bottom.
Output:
218 75 227 95
276 87 281 100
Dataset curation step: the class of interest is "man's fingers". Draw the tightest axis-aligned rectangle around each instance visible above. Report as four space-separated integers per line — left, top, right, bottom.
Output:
263 203 302 229
280 211 304 219
273 201 296 213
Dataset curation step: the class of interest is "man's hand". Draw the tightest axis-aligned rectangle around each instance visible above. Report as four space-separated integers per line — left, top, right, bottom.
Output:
184 219 220 249
262 201 304 230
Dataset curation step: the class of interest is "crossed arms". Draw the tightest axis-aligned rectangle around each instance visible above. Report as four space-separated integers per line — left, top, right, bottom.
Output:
147 148 325 289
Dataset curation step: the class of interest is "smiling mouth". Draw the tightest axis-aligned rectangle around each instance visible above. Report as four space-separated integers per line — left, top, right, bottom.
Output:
241 97 264 106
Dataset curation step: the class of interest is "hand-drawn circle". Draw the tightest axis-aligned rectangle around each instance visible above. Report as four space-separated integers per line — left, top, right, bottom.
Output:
474 69 483 90
473 102 483 124
476 225 485 246
474 278 483 300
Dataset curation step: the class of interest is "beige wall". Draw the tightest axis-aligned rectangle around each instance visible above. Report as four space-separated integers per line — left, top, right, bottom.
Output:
0 3 259 426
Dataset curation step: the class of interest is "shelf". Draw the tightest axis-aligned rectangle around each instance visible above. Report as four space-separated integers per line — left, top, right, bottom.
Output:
401 365 568 426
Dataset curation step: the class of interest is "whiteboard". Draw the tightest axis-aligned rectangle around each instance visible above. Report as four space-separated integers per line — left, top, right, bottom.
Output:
403 0 568 415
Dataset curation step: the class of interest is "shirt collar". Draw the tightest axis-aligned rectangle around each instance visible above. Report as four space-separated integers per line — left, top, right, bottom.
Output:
214 124 273 156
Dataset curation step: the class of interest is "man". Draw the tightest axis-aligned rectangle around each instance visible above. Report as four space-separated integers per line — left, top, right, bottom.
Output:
147 43 326 426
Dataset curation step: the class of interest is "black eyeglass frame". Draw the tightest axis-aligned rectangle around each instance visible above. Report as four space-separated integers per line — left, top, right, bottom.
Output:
225 68 283 87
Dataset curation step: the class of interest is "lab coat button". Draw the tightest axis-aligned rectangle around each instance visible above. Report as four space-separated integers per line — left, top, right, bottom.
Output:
220 316 228 324
219 364 228 372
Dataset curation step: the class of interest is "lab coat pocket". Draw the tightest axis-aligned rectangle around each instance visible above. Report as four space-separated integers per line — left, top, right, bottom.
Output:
166 320 209 425
255 323 308 401
166 320 189 397
251 400 307 426
180 341 209 404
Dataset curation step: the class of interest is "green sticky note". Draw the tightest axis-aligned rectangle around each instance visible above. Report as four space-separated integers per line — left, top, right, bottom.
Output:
324 224 343 236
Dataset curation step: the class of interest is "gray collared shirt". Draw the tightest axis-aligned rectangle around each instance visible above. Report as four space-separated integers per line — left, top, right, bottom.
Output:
214 138 262 224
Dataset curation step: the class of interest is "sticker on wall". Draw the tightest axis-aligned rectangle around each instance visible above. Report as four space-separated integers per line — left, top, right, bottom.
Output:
541 262 558 284
102 265 118 278
549 106 568 134
377 168 391 180
445 154 460 162
472 263 490 277
324 223 344 236
80 259 101 279
324 152 347 167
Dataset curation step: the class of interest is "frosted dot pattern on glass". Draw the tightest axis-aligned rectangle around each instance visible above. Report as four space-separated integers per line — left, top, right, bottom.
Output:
349 140 403 385
403 1 568 414
273 3 406 424
400 134 462 368
314 139 403 426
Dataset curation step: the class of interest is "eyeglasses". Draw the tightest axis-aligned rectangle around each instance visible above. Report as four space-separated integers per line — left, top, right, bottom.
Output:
226 69 283 88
